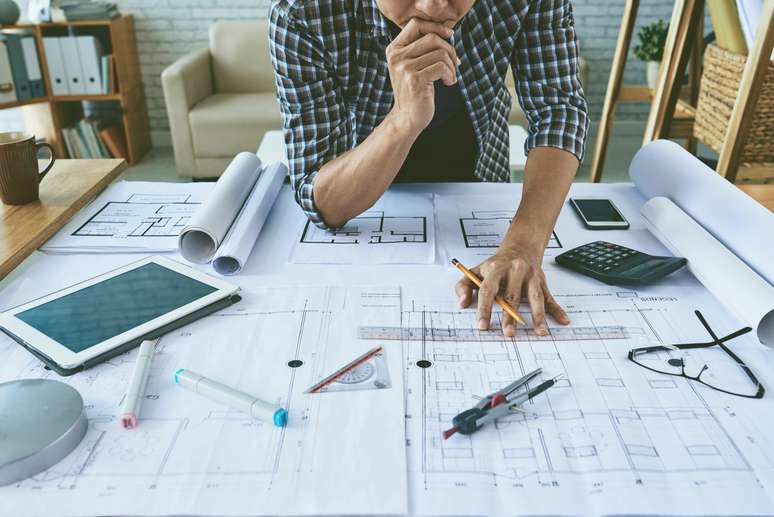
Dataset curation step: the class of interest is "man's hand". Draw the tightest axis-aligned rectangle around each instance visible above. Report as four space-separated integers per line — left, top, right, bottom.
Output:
454 244 571 338
385 18 460 136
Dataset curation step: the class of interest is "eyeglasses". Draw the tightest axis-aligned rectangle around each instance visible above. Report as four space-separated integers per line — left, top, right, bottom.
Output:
628 310 764 399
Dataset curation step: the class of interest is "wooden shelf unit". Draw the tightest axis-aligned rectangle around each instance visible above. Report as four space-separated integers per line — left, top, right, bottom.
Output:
0 15 150 165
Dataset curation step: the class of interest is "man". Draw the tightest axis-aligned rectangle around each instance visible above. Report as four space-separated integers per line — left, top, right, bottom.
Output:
269 0 589 337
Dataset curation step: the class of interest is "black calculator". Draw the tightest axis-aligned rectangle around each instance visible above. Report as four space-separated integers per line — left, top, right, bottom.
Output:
555 241 687 286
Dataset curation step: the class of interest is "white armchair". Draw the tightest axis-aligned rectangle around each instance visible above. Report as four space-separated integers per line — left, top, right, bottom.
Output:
162 20 281 179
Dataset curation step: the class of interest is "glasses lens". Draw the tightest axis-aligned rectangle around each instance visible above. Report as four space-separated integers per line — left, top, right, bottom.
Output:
635 347 762 397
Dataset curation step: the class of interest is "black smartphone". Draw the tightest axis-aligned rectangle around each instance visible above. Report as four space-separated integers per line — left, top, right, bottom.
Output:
569 198 630 230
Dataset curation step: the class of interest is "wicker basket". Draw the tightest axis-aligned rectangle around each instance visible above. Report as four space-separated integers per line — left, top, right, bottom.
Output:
694 43 774 165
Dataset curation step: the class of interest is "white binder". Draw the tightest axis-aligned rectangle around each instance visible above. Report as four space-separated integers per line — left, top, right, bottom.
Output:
76 36 102 95
43 37 69 95
58 37 86 95
0 40 17 103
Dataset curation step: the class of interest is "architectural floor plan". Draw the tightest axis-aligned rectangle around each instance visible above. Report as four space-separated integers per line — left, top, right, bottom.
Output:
300 211 427 245
0 285 407 517
291 191 436 264
73 194 198 238
387 281 774 516
459 209 561 249
42 182 213 253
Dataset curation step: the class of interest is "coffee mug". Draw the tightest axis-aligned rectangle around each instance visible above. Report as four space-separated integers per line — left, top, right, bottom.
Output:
0 132 56 205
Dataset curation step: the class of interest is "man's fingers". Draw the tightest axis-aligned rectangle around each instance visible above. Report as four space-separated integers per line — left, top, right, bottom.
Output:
454 278 475 308
500 312 517 338
543 280 571 325
526 278 548 336
501 270 525 338
455 265 482 308
476 272 503 331
408 49 457 79
404 33 459 63
416 61 456 86
392 17 453 47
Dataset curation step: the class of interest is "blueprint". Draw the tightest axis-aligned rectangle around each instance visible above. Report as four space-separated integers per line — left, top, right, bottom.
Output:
0 284 407 517
41 182 213 254
435 194 665 268
362 277 774 515
290 192 435 264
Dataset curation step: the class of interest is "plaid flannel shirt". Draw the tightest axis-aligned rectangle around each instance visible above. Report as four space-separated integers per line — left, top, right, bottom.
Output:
269 0 589 229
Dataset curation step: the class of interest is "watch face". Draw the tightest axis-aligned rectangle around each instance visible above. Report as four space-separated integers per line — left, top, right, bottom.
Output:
336 363 375 384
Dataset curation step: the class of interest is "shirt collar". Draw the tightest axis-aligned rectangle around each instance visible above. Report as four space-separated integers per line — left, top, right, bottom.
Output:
361 0 391 38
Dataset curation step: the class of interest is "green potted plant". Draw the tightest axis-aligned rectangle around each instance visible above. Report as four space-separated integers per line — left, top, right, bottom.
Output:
633 19 669 89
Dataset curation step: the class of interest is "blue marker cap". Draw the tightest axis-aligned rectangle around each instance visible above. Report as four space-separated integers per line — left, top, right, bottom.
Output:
273 408 288 427
174 368 185 384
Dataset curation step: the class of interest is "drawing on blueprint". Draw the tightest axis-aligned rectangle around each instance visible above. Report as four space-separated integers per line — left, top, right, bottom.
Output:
0 286 407 516
300 211 427 244
392 285 774 515
72 193 200 238
460 210 561 249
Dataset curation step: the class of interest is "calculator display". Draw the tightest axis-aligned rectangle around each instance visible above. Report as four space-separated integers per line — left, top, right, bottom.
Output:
573 199 626 222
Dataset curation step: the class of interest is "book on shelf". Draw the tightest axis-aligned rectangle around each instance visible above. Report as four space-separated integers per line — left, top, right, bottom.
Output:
99 124 127 159
100 54 116 94
64 118 126 160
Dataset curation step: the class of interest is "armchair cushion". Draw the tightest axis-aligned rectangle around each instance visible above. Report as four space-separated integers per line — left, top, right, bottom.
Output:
161 47 213 177
189 93 282 158
210 20 275 94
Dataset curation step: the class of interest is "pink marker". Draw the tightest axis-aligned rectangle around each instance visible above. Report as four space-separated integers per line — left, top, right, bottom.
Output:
120 339 157 429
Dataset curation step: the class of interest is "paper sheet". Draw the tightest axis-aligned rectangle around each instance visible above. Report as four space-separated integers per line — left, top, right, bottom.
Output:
178 153 262 264
390 274 774 516
630 139 774 285
290 192 436 264
40 181 213 253
212 162 287 275
435 194 667 269
0 284 407 517
642 197 774 346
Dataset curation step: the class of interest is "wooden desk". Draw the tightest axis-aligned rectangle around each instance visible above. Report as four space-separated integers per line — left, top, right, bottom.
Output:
738 184 774 212
0 159 126 280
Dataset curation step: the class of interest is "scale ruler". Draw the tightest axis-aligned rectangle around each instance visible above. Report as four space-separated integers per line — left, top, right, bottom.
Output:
358 325 629 342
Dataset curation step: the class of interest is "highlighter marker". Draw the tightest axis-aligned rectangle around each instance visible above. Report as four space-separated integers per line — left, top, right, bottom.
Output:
174 369 287 427
120 339 158 429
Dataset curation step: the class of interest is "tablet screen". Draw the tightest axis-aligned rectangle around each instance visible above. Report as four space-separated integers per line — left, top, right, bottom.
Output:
15 262 217 353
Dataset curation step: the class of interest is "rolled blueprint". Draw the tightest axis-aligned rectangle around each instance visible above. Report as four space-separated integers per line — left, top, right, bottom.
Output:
178 153 262 264
630 139 774 285
212 162 287 275
641 197 774 346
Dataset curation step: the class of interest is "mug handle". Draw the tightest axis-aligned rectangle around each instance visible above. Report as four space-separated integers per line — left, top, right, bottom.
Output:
36 142 56 181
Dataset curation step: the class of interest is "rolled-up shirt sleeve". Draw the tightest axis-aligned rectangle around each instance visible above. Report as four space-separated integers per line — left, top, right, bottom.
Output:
512 0 589 163
269 4 353 229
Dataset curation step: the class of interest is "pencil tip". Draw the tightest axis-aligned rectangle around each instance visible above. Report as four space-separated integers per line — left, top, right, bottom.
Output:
451 258 459 265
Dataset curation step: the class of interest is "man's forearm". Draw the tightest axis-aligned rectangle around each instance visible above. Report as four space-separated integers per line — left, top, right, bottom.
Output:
503 147 578 254
313 112 419 228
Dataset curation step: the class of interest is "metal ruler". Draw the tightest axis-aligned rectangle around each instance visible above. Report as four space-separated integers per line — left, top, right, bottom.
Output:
358 325 629 342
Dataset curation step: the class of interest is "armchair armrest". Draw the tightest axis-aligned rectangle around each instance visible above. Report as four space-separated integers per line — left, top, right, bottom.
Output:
162 48 213 177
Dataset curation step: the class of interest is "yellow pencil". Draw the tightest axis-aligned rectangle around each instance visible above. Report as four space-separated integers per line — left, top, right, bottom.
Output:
451 258 527 326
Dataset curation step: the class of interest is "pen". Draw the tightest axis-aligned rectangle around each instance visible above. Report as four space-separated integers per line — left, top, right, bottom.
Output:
175 369 288 427
451 258 527 326
120 339 158 429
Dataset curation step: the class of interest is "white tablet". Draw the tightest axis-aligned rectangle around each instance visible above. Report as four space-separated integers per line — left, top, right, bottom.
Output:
0 256 240 376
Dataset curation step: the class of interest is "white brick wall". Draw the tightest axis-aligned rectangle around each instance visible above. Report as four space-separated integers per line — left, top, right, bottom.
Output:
4 0 707 147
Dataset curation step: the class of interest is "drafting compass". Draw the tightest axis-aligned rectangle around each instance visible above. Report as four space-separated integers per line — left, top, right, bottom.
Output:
442 368 562 439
